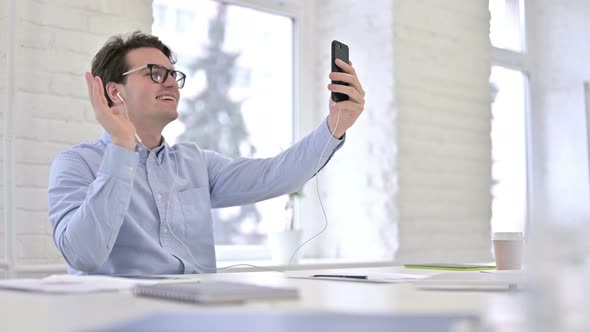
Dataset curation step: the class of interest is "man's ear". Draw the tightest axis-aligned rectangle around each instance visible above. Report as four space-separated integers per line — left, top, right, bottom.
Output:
105 82 122 104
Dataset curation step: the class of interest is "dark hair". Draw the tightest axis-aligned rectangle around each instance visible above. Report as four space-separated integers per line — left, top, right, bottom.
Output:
91 31 176 106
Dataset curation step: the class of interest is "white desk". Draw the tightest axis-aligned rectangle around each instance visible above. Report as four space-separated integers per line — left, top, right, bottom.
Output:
0 266 526 331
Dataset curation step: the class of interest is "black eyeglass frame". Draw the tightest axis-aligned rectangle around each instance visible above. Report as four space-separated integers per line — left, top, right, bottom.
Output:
122 64 186 89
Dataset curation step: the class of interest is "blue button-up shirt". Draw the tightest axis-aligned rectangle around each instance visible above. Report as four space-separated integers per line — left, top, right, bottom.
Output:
48 121 343 275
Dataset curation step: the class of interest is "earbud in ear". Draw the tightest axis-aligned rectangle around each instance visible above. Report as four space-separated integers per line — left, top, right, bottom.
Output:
116 91 140 144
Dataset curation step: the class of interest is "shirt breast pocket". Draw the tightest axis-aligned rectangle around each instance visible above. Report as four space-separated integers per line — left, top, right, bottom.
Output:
177 187 214 245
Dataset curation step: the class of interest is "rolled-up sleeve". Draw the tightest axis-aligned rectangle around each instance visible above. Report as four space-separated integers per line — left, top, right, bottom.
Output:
48 144 138 272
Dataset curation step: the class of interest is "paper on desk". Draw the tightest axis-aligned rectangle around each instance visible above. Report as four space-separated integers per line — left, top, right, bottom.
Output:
480 270 524 275
0 274 171 294
415 271 524 291
285 271 427 283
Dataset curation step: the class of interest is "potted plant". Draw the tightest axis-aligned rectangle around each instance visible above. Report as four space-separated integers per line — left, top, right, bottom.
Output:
267 190 304 265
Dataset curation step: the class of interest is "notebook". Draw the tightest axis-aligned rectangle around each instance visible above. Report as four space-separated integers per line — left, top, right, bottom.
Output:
133 281 299 304
404 263 496 271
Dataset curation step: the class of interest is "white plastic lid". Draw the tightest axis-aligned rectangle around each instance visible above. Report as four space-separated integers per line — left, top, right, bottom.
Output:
492 232 524 241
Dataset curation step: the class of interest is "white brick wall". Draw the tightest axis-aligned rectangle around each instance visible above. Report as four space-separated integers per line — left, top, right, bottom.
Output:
394 0 493 263
305 0 397 260
304 0 493 263
274 0 494 263
0 0 152 275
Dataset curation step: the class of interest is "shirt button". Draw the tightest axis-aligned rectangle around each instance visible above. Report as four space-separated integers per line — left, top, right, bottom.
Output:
163 228 168 234
128 166 134 172
157 193 163 200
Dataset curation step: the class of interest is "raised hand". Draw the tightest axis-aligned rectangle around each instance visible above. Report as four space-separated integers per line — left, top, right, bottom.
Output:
84 72 136 150
326 59 366 138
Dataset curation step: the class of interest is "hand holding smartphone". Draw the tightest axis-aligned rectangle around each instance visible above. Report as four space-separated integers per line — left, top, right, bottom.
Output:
331 40 350 102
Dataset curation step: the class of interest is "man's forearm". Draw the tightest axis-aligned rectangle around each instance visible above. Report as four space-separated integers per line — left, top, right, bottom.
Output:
53 175 134 272
207 119 344 208
48 145 137 272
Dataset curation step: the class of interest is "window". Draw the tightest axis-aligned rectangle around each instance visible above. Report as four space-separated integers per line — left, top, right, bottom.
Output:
153 0 294 251
489 0 525 52
490 67 528 232
489 0 530 233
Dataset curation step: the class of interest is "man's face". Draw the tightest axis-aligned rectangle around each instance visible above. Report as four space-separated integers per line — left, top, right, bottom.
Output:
119 47 181 129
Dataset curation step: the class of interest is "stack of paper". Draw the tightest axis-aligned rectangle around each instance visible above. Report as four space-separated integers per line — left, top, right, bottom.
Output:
403 263 496 271
0 274 180 294
415 271 524 291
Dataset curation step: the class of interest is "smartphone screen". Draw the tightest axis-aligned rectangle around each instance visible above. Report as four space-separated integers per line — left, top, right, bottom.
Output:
331 40 350 102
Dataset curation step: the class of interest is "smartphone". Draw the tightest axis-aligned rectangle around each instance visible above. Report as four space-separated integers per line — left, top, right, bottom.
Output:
331 40 350 102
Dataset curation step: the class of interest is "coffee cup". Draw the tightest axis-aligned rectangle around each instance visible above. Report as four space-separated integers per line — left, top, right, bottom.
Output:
492 232 524 270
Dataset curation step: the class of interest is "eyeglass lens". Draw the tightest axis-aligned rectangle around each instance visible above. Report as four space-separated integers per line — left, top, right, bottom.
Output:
150 65 185 88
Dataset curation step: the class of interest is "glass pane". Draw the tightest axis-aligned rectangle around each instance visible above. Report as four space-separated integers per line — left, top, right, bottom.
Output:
489 0 525 52
153 0 294 245
490 66 527 232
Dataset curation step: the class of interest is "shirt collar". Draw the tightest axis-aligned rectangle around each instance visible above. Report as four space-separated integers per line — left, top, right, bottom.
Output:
99 131 171 164
153 137 171 164
99 131 112 144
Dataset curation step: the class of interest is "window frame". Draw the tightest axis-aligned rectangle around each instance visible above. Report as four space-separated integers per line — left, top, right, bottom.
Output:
490 0 534 234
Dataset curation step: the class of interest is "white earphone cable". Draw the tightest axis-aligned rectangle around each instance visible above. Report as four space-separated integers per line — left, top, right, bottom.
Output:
287 111 340 265
166 111 340 272
121 98 340 273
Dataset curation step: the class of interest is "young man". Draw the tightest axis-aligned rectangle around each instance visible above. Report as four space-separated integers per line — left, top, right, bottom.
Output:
48 32 365 275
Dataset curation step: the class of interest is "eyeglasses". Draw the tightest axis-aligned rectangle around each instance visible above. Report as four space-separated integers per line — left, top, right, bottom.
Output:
122 64 186 89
